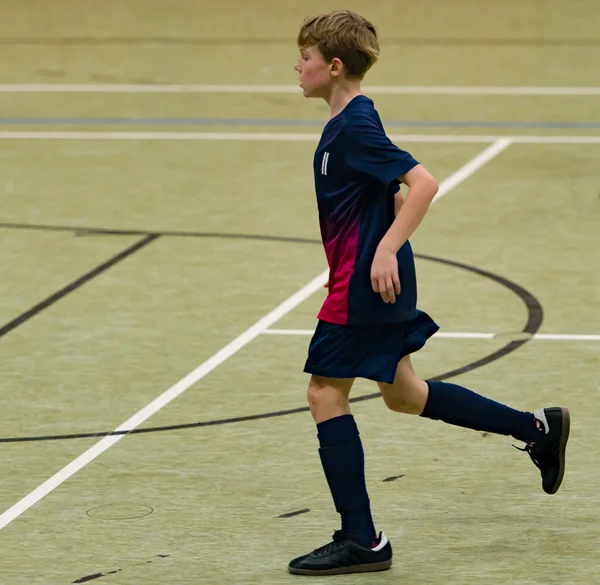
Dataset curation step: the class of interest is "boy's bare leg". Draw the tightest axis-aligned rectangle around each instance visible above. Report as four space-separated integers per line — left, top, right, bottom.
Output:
288 375 393 575
378 356 569 495
307 374 353 423
377 355 428 415
307 376 377 547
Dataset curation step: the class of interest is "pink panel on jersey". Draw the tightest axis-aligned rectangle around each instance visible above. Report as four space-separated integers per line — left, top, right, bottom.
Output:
317 217 360 324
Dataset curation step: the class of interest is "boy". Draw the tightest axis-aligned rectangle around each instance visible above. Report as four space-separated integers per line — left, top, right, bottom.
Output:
288 10 570 576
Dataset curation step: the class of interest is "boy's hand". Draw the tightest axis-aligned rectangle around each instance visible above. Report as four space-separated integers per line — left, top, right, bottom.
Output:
371 246 401 303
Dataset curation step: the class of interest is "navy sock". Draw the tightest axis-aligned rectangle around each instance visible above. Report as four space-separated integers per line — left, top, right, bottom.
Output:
421 381 543 443
317 414 376 548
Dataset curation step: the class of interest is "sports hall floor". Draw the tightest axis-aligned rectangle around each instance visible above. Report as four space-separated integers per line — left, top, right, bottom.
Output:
1 1 599 583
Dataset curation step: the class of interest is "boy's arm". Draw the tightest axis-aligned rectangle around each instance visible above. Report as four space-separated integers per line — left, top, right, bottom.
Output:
379 164 438 253
394 190 405 216
371 164 438 304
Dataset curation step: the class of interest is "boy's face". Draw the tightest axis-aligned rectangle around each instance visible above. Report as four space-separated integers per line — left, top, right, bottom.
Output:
294 45 335 98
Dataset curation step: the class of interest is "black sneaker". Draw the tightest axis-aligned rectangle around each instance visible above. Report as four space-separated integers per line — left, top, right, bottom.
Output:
288 530 392 575
517 407 570 494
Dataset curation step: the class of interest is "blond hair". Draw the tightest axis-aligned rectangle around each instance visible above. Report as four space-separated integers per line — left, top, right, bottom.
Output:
297 10 380 80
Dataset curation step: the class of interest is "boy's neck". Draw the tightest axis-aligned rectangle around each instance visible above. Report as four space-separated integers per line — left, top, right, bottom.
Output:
326 81 363 119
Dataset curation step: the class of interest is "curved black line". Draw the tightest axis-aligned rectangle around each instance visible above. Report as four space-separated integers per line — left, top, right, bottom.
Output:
0 221 320 246
0 36 598 47
410 253 543 379
0 232 544 443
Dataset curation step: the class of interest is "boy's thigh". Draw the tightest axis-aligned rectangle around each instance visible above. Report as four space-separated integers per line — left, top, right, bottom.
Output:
378 352 413 377
308 374 355 399
377 355 425 395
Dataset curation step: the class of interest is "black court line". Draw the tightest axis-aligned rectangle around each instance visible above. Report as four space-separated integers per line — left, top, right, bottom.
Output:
0 221 319 245
411 253 543 382
0 222 544 443
0 36 598 47
0 234 159 338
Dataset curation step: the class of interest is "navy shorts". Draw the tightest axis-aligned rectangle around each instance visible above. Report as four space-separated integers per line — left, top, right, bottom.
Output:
304 310 439 384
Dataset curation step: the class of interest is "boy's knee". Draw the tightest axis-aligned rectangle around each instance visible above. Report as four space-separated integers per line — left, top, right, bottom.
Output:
306 377 337 408
306 376 352 418
383 393 422 415
380 378 428 415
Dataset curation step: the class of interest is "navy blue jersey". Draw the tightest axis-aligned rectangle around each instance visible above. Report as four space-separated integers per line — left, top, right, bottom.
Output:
313 95 420 324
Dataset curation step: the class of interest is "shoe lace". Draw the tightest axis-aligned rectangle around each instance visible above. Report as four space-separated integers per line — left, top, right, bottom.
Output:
512 442 552 470
512 443 540 469
312 531 347 557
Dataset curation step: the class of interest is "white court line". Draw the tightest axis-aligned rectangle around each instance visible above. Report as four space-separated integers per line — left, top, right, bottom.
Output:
263 329 600 341
0 140 507 529
1 84 600 95
1 131 600 144
0 131 324 141
433 138 512 202
535 334 600 341
263 330 494 339
0 270 328 530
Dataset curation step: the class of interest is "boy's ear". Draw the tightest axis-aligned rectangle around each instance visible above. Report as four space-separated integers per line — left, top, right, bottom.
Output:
330 57 343 77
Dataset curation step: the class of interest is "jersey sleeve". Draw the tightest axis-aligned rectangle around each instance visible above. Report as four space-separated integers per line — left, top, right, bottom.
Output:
345 116 419 185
